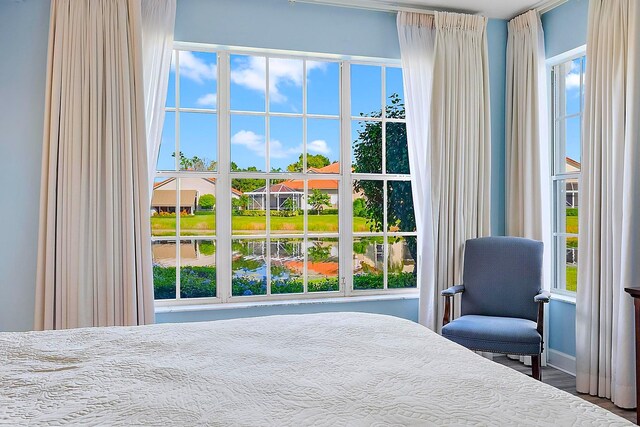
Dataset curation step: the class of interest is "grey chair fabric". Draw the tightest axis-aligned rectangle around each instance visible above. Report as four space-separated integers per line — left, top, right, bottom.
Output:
461 237 543 322
441 237 545 359
441 315 541 355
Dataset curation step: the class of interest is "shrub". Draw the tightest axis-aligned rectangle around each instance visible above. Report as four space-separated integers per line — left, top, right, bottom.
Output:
566 208 578 216
199 194 215 210
199 241 215 256
353 198 368 218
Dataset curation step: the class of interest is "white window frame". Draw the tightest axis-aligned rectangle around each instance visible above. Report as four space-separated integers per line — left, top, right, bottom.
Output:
547 45 586 298
154 43 417 307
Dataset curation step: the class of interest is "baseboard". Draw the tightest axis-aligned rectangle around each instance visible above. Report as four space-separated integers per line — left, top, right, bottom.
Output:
547 349 576 376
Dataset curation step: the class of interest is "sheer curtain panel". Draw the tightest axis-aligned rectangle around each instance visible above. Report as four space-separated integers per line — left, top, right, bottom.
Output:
141 0 176 191
576 0 640 409
36 0 155 329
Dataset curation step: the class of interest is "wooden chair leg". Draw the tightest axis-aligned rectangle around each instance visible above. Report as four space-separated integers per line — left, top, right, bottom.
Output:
532 355 541 381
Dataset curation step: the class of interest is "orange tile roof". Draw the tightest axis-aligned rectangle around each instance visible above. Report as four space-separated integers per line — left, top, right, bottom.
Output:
284 162 340 190
284 261 339 276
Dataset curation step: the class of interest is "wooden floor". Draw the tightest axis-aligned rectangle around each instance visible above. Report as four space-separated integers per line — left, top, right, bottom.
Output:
494 355 636 423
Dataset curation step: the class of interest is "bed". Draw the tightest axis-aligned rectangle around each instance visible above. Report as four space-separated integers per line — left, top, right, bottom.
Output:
0 312 631 425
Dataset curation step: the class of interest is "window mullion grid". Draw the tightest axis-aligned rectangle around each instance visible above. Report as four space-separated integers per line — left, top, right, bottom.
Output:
174 50 182 301
302 60 309 295
340 61 353 297
217 51 232 303
265 56 272 296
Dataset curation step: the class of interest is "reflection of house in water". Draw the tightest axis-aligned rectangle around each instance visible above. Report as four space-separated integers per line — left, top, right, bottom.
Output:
152 240 215 267
565 157 579 207
151 177 242 214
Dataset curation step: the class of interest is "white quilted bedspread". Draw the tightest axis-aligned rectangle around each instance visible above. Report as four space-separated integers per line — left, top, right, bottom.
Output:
0 312 631 426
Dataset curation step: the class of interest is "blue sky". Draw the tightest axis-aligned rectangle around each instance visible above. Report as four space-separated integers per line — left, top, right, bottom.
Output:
562 56 584 165
157 51 403 172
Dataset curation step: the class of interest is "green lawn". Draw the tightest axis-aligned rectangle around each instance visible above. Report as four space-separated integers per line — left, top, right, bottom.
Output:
151 213 370 236
566 265 577 292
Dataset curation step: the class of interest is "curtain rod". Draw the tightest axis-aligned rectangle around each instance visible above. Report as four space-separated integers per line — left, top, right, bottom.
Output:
290 0 570 18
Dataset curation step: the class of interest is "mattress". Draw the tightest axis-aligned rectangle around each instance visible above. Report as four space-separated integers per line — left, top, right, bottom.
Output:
0 312 631 426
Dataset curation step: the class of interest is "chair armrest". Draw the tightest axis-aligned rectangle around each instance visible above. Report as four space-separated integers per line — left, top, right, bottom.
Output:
534 290 551 304
442 284 465 297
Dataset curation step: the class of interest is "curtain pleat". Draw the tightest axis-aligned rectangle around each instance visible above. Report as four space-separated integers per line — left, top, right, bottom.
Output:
35 0 155 329
397 11 491 330
576 0 640 409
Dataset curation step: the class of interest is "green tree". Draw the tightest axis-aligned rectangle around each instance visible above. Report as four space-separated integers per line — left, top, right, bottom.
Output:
282 197 296 212
352 93 416 267
286 154 331 172
308 189 330 215
232 195 250 212
172 152 217 171
198 194 216 210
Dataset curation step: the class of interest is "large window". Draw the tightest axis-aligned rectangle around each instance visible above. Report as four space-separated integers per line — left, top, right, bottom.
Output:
151 45 415 305
551 51 585 294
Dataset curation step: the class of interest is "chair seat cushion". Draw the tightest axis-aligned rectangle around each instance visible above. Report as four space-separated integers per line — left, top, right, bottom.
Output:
441 315 541 355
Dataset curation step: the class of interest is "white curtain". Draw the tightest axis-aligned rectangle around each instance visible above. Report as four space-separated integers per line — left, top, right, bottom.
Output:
398 11 491 330
397 12 437 330
35 0 155 329
141 0 176 191
576 0 640 409
505 9 551 367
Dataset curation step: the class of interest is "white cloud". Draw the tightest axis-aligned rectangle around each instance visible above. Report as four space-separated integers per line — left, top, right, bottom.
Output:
172 51 217 84
565 72 581 90
307 139 330 155
197 93 217 107
231 132 332 159
230 57 327 104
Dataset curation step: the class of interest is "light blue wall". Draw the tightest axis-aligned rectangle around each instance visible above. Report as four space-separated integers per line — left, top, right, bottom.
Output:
487 19 507 236
0 0 50 332
541 0 589 59
0 0 507 330
548 299 576 356
541 0 589 358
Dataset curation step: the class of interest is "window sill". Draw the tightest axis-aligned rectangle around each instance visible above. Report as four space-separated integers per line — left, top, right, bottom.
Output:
551 292 576 304
155 292 419 314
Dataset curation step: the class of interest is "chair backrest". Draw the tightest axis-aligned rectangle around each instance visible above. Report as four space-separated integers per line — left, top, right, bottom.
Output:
461 236 543 322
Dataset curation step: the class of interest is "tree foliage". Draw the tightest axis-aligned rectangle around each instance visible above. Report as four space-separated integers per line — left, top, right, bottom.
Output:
198 194 216 210
286 154 331 172
172 152 217 171
308 189 331 215
352 93 416 266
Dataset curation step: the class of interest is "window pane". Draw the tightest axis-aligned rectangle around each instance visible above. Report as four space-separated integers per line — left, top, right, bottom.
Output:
307 180 339 233
152 240 176 299
269 116 302 172
385 122 409 174
351 64 381 117
270 179 303 235
385 67 404 119
157 111 175 171
166 51 176 108
555 236 578 293
269 58 303 114
270 239 304 294
307 238 339 292
306 119 339 173
231 114 266 172
151 182 177 236
230 55 266 112
232 179 266 235
179 51 217 110
180 239 216 298
564 57 582 116
352 120 382 173
353 180 383 233
353 237 384 290
179 112 217 171
307 61 339 116
564 116 581 172
232 239 267 296
388 236 417 289
387 181 416 232
178 177 216 236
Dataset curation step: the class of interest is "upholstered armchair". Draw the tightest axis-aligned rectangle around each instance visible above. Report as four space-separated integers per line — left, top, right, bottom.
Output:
441 237 550 381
